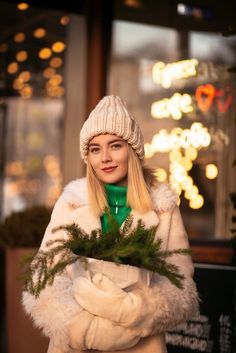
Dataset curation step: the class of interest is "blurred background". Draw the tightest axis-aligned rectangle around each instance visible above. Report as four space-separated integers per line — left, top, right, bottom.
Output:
0 0 235 352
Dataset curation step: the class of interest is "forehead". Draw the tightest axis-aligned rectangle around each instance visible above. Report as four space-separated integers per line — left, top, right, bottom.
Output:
89 134 125 145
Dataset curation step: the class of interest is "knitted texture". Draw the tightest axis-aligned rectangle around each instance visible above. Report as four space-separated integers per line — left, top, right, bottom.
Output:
80 95 145 161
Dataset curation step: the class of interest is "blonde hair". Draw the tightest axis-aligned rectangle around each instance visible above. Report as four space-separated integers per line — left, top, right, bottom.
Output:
86 145 157 217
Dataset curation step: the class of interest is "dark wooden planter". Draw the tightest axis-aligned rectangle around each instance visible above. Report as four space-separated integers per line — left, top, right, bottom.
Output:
6 248 49 353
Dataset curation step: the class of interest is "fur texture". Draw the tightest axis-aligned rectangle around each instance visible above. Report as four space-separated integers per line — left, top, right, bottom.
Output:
22 178 199 353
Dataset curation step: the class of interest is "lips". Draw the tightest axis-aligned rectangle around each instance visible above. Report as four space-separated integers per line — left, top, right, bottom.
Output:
101 166 117 173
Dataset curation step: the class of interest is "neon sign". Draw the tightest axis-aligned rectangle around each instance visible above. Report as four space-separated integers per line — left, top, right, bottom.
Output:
196 84 232 113
152 58 198 88
151 93 193 120
144 122 211 155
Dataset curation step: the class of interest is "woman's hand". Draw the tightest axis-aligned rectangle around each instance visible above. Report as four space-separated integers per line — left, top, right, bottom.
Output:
66 298 140 351
72 273 152 328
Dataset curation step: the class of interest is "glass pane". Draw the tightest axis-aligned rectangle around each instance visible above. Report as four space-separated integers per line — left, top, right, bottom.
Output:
108 20 236 239
0 1 70 217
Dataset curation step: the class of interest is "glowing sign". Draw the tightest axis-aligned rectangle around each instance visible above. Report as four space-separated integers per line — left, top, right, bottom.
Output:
152 59 198 88
196 84 232 113
196 84 215 112
151 92 193 120
144 122 211 156
144 123 210 209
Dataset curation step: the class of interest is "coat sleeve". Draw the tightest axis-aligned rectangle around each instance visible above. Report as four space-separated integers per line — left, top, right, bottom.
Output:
22 196 84 351
133 206 199 337
22 195 142 353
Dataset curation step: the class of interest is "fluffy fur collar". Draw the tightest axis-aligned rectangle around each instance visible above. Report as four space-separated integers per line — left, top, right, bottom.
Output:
62 178 178 213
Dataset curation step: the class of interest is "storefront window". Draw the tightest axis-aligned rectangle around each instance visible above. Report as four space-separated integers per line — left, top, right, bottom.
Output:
108 20 236 239
0 2 71 217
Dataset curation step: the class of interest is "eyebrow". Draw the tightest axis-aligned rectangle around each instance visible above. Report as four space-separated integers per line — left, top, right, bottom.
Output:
88 138 124 147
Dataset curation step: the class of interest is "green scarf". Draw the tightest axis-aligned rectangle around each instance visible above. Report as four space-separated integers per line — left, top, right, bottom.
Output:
101 183 131 233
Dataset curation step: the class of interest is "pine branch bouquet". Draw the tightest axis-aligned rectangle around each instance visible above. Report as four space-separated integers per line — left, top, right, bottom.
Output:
22 215 191 298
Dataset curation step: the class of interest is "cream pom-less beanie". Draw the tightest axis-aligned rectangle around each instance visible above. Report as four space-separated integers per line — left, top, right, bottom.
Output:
80 95 145 161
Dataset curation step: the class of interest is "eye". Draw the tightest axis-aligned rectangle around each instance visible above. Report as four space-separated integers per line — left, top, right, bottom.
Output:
89 146 100 153
111 143 123 150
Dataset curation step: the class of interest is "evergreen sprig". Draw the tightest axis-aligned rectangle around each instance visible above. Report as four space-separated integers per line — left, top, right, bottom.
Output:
22 215 191 298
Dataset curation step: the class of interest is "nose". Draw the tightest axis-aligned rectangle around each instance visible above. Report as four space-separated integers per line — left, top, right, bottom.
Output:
101 148 112 163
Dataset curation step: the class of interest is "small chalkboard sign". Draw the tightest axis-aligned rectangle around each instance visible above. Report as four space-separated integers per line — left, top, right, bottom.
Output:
166 263 236 353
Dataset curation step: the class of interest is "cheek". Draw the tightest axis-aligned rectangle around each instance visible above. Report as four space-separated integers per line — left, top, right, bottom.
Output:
88 155 99 169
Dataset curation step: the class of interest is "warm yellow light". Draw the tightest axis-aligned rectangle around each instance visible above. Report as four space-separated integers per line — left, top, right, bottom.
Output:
144 143 154 159
154 168 167 182
39 48 52 59
172 165 187 182
46 86 65 97
189 195 204 209
206 164 218 179
7 62 19 74
50 57 63 68
47 74 63 87
169 150 182 163
14 32 26 43
152 62 165 86
169 180 182 195
60 16 70 25
6 161 26 176
181 176 193 191
33 28 46 39
184 185 199 200
18 70 31 82
146 123 210 155
44 155 60 176
20 85 33 98
56 86 65 97
152 59 198 88
125 0 142 8
185 147 198 160
152 130 170 152
169 161 180 174
151 93 193 120
13 78 24 90
43 67 55 79
16 50 28 62
181 157 192 171
17 3 29 10
52 41 66 53
179 129 191 148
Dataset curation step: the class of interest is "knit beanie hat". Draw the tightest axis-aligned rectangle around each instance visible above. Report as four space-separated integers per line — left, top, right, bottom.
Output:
80 95 145 161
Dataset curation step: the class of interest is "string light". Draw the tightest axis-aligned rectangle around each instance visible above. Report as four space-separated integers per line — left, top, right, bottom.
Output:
43 67 55 79
17 3 29 11
52 41 66 53
16 50 28 62
206 164 218 179
7 62 19 74
38 48 52 59
14 32 26 43
18 71 31 82
60 16 70 26
189 194 204 209
33 28 46 39
50 57 63 68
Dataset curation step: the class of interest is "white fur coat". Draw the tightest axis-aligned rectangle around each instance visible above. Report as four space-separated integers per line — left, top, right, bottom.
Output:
22 178 199 353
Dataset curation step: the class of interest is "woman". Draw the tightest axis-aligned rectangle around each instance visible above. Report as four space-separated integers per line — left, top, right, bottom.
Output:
23 95 199 353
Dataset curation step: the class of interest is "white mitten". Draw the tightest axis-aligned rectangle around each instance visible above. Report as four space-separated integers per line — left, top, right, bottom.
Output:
65 310 94 350
85 316 140 351
72 273 145 327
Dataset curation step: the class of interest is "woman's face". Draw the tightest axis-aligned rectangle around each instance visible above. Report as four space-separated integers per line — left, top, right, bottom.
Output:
88 134 129 186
